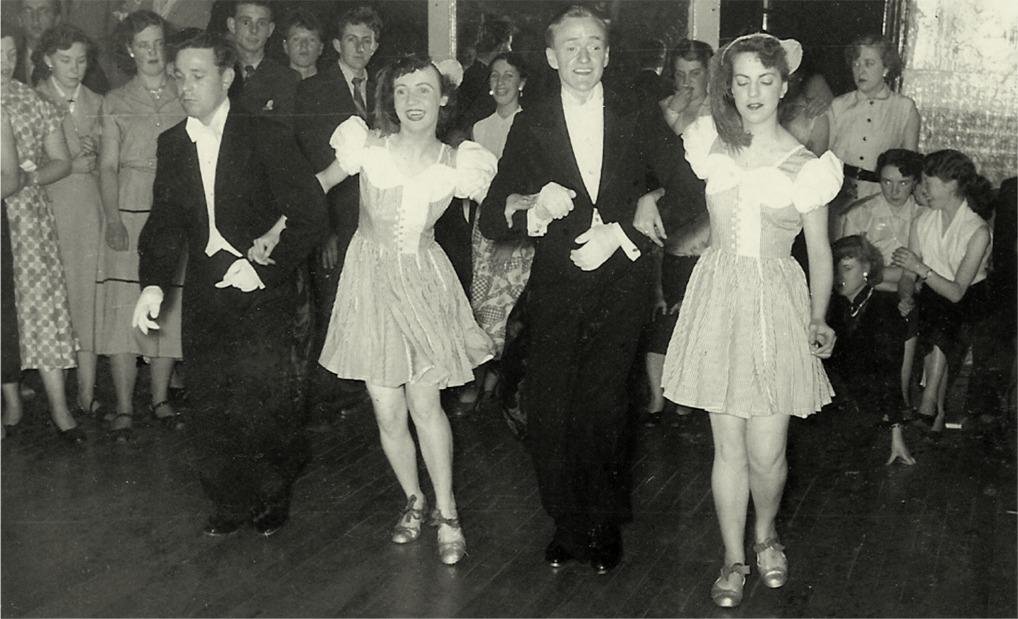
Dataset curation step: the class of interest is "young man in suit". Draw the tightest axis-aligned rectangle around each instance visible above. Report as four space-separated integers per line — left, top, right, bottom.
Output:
480 5 703 574
133 32 327 537
226 0 300 128
293 5 382 428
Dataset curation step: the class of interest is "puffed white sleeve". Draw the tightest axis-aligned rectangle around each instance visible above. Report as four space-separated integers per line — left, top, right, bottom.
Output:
453 140 498 203
682 115 719 181
791 151 844 214
328 116 370 176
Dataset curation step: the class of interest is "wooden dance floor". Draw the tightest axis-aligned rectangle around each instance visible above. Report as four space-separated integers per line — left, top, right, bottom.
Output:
2 367 1015 618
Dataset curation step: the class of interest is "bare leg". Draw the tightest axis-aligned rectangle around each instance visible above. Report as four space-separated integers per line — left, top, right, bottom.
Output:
746 414 791 544
39 368 77 431
708 413 749 567
900 336 917 408
919 346 948 431
75 351 98 412
2 382 23 426
110 353 137 430
645 352 666 413
406 383 456 518
367 382 423 502
149 357 177 417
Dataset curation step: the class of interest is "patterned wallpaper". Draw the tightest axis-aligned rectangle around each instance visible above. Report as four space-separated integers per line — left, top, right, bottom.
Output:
902 0 1018 185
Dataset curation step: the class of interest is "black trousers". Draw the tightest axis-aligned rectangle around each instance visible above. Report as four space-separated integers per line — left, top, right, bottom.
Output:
523 262 652 556
184 289 310 520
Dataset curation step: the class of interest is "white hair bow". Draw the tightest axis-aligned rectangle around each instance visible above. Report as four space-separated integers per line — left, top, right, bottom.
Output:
435 58 464 88
723 33 803 74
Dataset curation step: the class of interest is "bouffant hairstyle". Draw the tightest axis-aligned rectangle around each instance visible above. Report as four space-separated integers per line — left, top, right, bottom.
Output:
876 148 923 181
34 23 93 81
670 38 714 71
373 53 455 138
710 34 790 149
833 234 885 286
489 51 529 81
922 150 995 219
845 34 903 83
113 10 167 75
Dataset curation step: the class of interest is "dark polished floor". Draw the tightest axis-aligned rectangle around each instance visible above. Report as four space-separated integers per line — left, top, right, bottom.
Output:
2 363 1016 618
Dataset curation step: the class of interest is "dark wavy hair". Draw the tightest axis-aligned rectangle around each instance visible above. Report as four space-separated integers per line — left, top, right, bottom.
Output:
33 23 93 82
845 34 903 83
833 234 885 286
923 150 995 219
335 6 383 41
373 53 456 138
173 30 237 73
710 34 790 149
877 148 923 180
669 38 713 72
113 10 168 75
489 51 528 81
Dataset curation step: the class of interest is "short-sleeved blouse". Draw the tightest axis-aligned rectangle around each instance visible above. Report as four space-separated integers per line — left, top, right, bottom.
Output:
914 200 990 284
318 116 497 387
827 87 918 175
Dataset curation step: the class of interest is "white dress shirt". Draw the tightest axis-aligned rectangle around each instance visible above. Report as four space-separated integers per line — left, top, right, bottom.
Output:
186 98 239 258
338 60 368 111
525 84 640 263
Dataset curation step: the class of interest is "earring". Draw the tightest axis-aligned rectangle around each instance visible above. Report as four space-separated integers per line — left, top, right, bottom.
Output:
488 89 493 96
129 52 135 58
863 272 869 279
518 86 524 92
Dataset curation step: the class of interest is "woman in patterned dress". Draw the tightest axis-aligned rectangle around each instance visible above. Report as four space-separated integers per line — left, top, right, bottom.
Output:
315 55 496 565
1 24 84 443
35 24 106 420
648 34 841 607
96 11 185 439
462 52 533 408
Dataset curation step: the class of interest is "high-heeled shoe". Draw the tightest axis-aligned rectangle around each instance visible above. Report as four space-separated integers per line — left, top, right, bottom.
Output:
57 426 87 445
753 537 788 588
431 511 466 565
108 414 134 444
149 401 184 430
390 494 426 544
711 563 750 608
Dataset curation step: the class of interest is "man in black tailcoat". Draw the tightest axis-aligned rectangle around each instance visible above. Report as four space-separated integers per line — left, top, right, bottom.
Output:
134 32 327 536
480 5 702 574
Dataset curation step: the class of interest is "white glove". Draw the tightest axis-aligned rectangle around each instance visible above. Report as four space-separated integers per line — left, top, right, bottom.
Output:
215 258 266 292
570 223 625 271
131 285 164 335
535 181 576 220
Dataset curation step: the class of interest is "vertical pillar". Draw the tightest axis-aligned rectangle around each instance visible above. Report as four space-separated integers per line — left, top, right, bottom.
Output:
688 0 721 48
428 0 457 61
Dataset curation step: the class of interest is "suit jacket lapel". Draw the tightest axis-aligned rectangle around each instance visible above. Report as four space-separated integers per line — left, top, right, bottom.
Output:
534 92 589 203
214 111 251 220
179 129 208 231
597 90 626 208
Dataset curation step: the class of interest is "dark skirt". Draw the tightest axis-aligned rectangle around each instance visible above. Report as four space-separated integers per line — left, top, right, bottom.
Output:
1 204 20 383
646 255 699 355
916 280 991 359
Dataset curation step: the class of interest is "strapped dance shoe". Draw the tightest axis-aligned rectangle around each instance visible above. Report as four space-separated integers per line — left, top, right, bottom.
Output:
431 510 467 565
203 514 243 537
391 494 427 544
149 400 184 430
544 541 576 568
753 537 789 588
588 525 623 574
711 563 751 608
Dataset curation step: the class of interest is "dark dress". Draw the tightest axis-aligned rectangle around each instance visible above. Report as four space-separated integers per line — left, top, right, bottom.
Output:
1 204 19 384
826 287 906 424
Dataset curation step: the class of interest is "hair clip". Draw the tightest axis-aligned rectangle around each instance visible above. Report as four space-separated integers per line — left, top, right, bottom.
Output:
723 33 803 74
435 58 463 88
